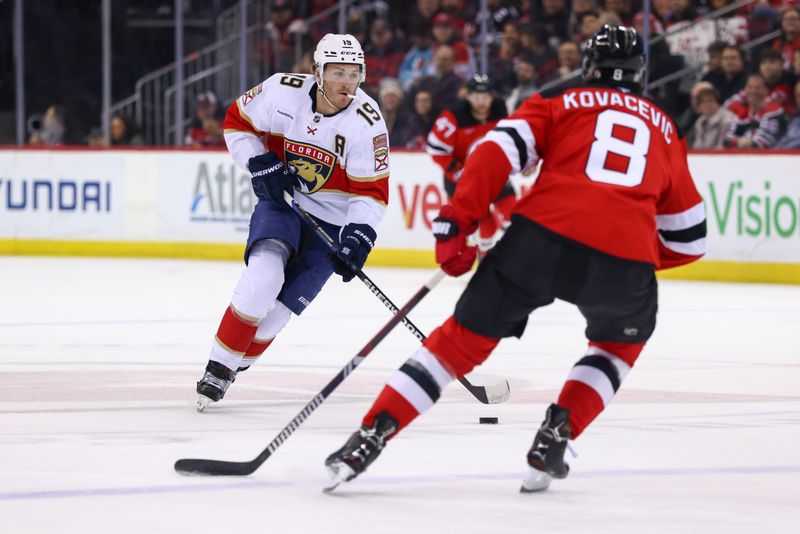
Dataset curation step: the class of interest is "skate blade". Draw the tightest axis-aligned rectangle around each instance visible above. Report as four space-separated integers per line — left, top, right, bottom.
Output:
520 467 552 493
323 462 355 493
195 395 213 413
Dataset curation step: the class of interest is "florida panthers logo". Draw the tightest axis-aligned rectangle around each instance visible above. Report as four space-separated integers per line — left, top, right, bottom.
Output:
288 159 326 192
284 140 336 194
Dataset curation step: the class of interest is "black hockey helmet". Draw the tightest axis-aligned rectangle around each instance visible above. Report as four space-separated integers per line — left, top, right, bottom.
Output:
466 74 492 93
582 24 646 91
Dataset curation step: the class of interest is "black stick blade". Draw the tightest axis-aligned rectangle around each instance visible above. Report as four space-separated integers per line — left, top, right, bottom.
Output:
457 377 511 404
174 458 257 476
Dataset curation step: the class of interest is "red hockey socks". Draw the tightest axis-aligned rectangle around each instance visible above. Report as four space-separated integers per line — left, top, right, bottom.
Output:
363 345 456 433
216 305 258 354
241 337 274 368
556 341 644 438
362 317 499 435
425 316 499 377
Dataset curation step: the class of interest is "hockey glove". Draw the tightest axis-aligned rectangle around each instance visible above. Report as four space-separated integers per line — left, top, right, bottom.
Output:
248 152 296 203
328 223 377 282
433 205 478 277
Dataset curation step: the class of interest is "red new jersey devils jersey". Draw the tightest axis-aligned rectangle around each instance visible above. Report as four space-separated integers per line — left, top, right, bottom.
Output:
426 99 507 183
451 84 706 269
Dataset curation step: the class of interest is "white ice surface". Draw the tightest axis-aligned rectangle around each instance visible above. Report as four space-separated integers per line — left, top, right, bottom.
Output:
1 256 798 533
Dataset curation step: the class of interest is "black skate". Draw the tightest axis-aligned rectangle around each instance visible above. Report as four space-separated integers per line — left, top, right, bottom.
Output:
520 403 572 493
195 360 237 412
324 412 397 492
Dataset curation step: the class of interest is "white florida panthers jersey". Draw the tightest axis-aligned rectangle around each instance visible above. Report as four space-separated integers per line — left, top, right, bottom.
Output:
223 73 389 230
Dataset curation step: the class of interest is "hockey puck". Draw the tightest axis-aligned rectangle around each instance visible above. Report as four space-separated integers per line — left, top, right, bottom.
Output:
479 417 499 424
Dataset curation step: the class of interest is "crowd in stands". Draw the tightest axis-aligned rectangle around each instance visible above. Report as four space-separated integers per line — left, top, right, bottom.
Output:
24 0 800 150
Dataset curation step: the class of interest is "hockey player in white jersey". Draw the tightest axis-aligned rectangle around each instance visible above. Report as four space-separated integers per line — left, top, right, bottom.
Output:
194 33 390 411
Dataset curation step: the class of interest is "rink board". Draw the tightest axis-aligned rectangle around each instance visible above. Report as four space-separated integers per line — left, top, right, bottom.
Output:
1 148 799 283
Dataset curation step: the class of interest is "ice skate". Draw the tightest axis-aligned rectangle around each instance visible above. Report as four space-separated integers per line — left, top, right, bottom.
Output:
324 412 397 492
195 360 237 412
520 403 572 493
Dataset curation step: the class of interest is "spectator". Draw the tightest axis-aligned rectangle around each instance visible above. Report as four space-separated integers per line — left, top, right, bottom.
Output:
702 44 747 103
569 0 599 39
772 7 800 71
533 0 570 45
757 48 797 115
555 41 582 80
692 86 735 149
87 114 144 147
439 0 468 34
747 2 780 42
599 10 622 27
345 18 368 49
414 45 463 111
404 0 442 38
678 81 714 141
191 118 225 148
28 105 74 146
378 78 405 144
489 22 523 96
727 48 799 117
724 73 787 148
186 91 223 146
774 80 800 148
603 0 632 25
520 22 559 81
649 0 672 25
263 0 307 74
506 51 539 112
393 88 438 148
363 18 406 98
398 22 435 91
665 0 701 27
432 13 475 79
474 0 521 46
705 41 728 77
576 11 603 42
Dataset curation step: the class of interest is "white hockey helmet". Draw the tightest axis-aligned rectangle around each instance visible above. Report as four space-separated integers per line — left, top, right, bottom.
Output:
313 33 366 83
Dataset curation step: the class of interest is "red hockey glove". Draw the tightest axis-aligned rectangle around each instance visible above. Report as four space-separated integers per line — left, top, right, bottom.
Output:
432 205 478 277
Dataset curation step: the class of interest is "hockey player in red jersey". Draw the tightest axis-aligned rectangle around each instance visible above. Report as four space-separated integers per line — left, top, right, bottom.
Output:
427 74 517 256
325 25 706 492
194 34 390 412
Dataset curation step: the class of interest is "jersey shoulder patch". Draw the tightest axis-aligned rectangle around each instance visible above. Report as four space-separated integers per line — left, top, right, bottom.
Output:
372 132 389 172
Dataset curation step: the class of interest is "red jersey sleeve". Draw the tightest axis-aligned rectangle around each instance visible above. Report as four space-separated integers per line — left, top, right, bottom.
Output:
426 110 459 178
655 138 706 270
450 96 545 223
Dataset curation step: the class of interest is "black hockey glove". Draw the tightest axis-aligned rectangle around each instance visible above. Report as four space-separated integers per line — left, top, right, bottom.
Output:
327 223 377 282
248 152 296 204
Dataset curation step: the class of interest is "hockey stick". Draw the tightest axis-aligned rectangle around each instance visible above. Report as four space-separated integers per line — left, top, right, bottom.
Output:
175 269 446 476
286 194 511 405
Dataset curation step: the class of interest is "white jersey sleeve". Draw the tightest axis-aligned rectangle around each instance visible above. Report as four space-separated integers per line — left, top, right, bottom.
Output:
223 73 294 170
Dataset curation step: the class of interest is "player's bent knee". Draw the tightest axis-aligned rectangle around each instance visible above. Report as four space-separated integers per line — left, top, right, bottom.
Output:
424 316 500 377
231 239 290 319
255 302 292 340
